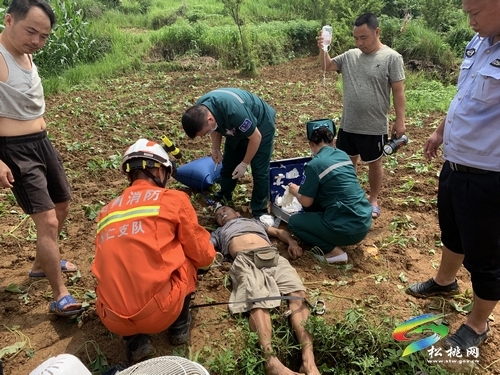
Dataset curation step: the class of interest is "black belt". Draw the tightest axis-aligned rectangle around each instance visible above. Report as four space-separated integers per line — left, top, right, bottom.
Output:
448 162 490 175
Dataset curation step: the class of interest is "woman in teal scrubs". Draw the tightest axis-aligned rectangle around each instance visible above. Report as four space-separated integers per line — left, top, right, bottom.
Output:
288 121 372 263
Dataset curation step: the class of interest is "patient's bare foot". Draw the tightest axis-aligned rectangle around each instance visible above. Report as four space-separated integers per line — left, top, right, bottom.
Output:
265 356 304 375
299 361 321 375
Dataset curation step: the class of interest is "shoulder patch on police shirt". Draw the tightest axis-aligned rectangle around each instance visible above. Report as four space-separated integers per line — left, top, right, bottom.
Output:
226 128 236 136
239 118 252 132
491 59 500 68
465 48 475 58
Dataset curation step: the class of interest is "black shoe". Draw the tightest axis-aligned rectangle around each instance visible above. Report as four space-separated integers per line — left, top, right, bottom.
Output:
101 362 128 375
441 322 490 351
125 334 156 364
168 313 192 346
406 278 459 298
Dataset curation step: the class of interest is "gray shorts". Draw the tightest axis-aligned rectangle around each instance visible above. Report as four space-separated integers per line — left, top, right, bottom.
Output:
228 246 306 314
0 130 71 214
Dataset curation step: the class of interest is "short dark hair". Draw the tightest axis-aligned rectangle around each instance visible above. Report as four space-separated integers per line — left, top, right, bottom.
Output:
7 0 56 28
354 13 379 31
309 127 334 145
181 105 208 139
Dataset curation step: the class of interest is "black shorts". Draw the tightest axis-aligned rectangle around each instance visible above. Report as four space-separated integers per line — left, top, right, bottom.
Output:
336 129 387 163
0 130 71 214
438 161 500 300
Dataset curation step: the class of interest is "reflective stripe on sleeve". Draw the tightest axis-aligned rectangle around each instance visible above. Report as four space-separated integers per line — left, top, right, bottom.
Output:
318 160 353 180
212 89 244 103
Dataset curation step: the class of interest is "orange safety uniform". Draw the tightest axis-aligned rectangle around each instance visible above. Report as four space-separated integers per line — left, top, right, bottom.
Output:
92 179 215 336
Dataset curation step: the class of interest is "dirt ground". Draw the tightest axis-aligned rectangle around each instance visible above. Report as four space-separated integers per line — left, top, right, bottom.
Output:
0 57 498 375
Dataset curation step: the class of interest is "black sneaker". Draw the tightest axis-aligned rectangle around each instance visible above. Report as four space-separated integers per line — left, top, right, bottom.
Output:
406 278 459 298
168 313 192 346
125 334 156 364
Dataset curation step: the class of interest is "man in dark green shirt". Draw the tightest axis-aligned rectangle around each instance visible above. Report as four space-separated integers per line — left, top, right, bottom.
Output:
182 88 276 217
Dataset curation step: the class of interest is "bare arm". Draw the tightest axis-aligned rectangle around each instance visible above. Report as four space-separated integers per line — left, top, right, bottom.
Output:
242 128 262 164
288 182 314 208
210 131 223 164
266 226 303 260
391 80 406 138
423 117 446 160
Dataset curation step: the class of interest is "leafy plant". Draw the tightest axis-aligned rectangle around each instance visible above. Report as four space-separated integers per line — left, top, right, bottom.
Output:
83 201 106 220
75 341 109 374
34 0 110 77
0 325 32 361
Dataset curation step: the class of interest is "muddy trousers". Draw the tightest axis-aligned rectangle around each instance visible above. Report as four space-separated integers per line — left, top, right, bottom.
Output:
216 130 274 217
288 212 368 254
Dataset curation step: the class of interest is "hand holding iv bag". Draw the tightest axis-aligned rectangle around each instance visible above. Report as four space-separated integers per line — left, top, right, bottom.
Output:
322 25 333 51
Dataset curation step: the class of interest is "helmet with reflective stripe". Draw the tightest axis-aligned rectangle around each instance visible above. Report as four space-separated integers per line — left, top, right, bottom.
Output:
121 139 172 174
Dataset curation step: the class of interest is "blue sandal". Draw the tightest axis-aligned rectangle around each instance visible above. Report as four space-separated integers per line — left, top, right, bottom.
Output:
371 205 381 219
29 260 78 278
49 295 84 316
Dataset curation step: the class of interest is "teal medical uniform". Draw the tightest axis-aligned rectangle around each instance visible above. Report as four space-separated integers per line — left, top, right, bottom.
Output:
288 146 372 254
197 88 276 217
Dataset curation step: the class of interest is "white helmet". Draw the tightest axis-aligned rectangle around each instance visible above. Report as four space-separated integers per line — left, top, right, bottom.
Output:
121 139 172 174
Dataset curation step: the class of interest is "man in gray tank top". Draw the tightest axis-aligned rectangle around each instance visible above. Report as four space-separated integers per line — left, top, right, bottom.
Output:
318 13 407 220
0 0 83 316
210 206 320 375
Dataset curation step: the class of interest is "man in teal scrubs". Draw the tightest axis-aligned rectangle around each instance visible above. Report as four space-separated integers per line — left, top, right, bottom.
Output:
182 88 276 218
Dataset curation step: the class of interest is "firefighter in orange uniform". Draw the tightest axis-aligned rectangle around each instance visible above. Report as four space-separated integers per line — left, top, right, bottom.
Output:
92 139 216 363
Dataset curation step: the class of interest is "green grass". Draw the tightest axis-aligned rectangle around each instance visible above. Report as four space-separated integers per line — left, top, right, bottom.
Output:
198 307 453 374
404 78 457 117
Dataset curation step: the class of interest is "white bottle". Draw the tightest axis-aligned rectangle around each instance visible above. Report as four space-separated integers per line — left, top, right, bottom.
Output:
322 25 333 51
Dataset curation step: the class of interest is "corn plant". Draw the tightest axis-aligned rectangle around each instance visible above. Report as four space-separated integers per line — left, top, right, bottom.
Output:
0 7 5 29
34 0 110 77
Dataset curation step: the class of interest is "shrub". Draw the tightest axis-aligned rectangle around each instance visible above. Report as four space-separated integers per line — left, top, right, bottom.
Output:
394 20 456 70
149 19 319 69
445 17 475 58
419 0 463 33
379 15 405 49
119 0 151 15
381 0 420 18
149 19 198 60
74 0 108 19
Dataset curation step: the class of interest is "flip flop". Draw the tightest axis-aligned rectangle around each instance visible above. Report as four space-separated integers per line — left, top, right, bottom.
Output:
28 260 78 278
49 295 84 317
371 205 381 219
